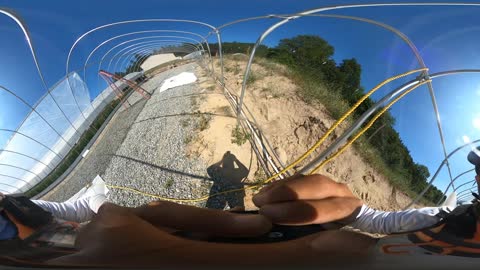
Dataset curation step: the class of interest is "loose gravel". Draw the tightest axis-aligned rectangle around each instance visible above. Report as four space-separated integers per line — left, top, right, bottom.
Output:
42 94 149 202
44 62 213 208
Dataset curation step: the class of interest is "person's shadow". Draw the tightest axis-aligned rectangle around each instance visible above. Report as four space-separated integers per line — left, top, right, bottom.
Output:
205 151 249 210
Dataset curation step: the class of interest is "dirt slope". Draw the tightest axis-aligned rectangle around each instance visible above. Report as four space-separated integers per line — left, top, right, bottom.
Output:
188 57 421 211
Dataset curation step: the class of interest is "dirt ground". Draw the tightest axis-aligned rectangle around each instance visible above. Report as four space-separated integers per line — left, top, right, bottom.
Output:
186 56 422 211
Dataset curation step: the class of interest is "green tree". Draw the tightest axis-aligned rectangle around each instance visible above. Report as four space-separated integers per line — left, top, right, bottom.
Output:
275 35 335 71
338 58 362 103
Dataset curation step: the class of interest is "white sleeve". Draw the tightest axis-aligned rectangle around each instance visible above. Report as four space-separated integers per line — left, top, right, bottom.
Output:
32 194 106 223
350 204 448 234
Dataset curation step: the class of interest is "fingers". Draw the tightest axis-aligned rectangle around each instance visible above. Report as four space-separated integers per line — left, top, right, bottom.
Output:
259 197 362 225
253 174 354 207
253 174 362 225
133 201 272 237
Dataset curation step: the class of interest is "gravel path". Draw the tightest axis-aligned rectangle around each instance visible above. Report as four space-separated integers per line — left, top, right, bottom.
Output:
104 63 211 207
42 92 149 202
44 62 212 207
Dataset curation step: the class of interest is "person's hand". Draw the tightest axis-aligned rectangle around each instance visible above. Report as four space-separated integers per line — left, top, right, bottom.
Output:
49 200 374 268
253 174 362 225
48 202 272 267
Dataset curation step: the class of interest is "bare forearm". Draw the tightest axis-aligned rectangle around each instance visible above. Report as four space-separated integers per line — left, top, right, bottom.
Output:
137 231 375 268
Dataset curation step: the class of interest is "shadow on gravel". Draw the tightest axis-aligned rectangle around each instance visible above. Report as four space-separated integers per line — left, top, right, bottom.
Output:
144 92 223 109
205 151 249 210
108 154 211 181
133 112 235 126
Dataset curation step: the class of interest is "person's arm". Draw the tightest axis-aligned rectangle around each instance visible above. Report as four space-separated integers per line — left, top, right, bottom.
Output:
48 202 375 268
130 200 272 237
32 194 106 223
350 205 444 234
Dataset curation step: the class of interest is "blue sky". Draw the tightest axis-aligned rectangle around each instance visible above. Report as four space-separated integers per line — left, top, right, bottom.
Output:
1 0 480 198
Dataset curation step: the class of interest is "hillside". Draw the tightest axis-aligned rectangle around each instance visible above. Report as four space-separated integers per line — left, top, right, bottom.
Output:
188 55 425 211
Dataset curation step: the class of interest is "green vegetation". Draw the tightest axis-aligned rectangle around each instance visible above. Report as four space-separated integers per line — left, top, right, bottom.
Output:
196 114 212 131
250 169 267 192
245 71 258 86
180 118 190 128
231 125 251 146
219 105 233 117
210 37 445 204
262 35 444 204
164 178 174 189
208 42 269 58
24 98 121 198
183 134 194 145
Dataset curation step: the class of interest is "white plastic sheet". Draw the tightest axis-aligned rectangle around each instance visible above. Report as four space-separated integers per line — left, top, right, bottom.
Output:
66 175 109 203
159 72 197 92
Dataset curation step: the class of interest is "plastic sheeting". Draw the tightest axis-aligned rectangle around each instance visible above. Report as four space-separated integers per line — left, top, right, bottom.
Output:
0 72 118 193
159 72 197 92
66 175 109 203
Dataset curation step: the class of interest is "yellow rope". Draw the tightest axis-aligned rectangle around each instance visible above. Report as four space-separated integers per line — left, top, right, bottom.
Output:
259 67 427 184
106 183 263 202
106 68 428 203
308 79 431 174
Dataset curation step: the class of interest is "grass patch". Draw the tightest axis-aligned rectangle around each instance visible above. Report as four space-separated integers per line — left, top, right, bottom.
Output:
245 71 258 86
219 105 233 117
180 118 190 127
252 56 435 205
164 178 174 189
191 96 199 109
261 83 282 99
291 72 350 120
184 134 194 144
231 125 251 146
196 113 212 131
353 136 432 206
233 64 241 75
250 169 267 192
247 70 264 86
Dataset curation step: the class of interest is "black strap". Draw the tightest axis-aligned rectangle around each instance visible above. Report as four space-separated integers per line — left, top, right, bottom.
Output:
3 195 53 230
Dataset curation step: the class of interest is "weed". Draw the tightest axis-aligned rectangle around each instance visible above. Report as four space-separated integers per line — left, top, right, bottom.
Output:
261 83 282 99
184 134 194 144
246 72 257 86
196 114 212 131
233 64 241 75
180 118 190 127
191 96 199 109
219 105 233 117
164 178 174 189
207 85 215 91
231 125 251 146
250 169 267 192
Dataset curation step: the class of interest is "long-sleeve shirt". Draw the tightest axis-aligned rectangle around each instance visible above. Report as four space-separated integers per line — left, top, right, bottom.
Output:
351 204 454 234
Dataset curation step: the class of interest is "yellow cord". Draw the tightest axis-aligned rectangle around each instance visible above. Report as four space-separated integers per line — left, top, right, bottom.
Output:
106 68 428 203
308 80 432 174
106 183 264 202
260 67 428 184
